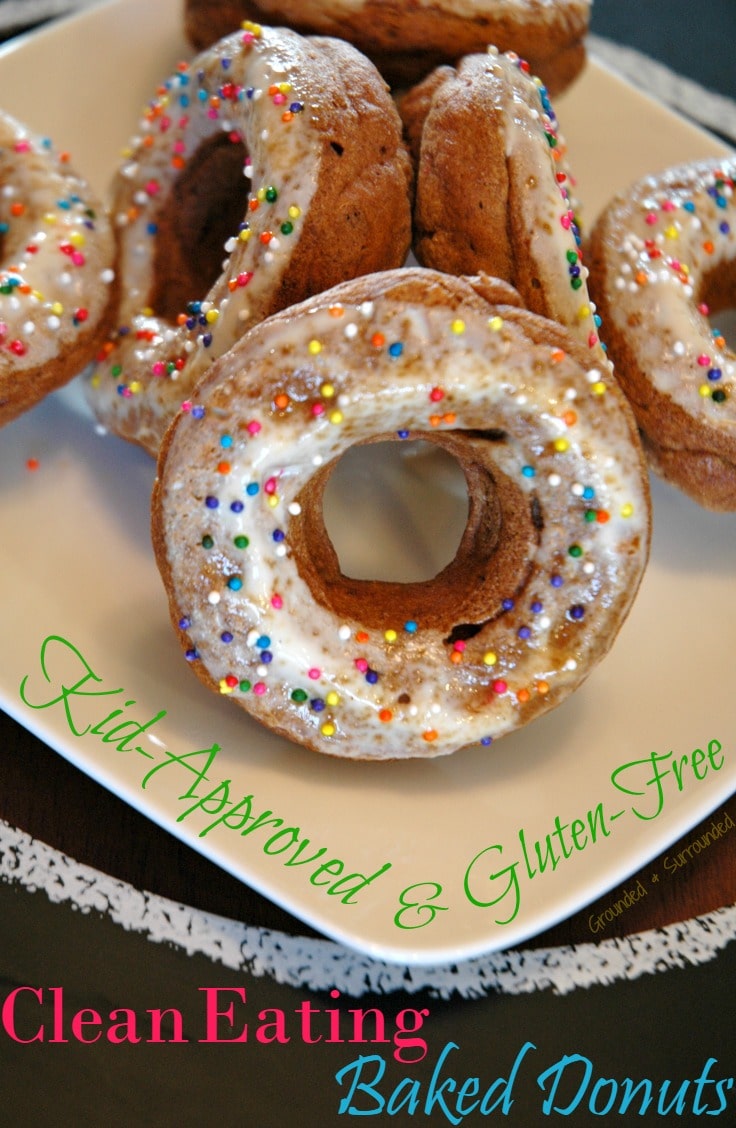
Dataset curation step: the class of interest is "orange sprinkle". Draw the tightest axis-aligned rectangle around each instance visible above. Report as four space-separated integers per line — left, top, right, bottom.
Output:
274 392 290 410
26 458 40 472
355 630 369 643
537 680 550 695
634 270 648 286
171 156 185 170
562 409 578 427
249 199 259 212
328 305 345 318
550 347 566 364
703 240 715 254
429 414 441 427
217 461 231 474
596 509 610 524
450 651 463 665
423 730 438 742
281 111 294 123
371 332 385 348
443 412 457 425
517 688 530 704
378 709 393 723
10 202 25 217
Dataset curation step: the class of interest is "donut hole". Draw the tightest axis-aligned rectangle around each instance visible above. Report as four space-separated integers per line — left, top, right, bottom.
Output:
292 432 540 633
321 439 469 582
701 265 736 349
148 134 249 322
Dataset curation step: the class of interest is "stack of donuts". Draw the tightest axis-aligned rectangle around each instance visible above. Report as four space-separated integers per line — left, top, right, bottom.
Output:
6 1 732 759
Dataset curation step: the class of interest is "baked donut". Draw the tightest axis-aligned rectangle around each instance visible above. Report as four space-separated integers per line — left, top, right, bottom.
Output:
152 267 651 761
86 23 413 456
0 110 116 428
183 0 590 94
587 157 736 511
399 47 606 369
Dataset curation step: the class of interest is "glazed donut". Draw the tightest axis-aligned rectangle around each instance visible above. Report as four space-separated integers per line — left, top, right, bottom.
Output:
399 48 606 370
0 110 116 428
182 0 590 94
587 157 736 511
86 23 413 456
152 267 651 761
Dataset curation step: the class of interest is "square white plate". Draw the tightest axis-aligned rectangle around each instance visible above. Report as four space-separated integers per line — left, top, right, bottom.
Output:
1 0 734 965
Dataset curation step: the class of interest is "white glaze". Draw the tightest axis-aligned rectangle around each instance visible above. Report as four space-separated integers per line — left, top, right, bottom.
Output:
593 158 736 427
156 273 650 761
0 110 115 381
86 26 324 452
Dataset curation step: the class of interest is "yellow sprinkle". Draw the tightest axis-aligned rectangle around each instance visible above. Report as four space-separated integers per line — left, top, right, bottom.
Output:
329 410 343 425
308 339 322 355
321 722 336 737
288 205 301 219
128 381 141 394
51 301 63 315
219 679 234 695
267 494 279 508
578 304 591 320
591 381 606 396
483 651 497 666
43 212 57 225
256 186 266 201
621 503 634 518
320 383 335 398
488 315 504 331
664 224 679 239
278 82 292 94
69 231 86 248
451 318 466 335
384 629 397 643
239 229 252 241
699 384 712 397
553 438 569 453
325 691 340 707
205 309 219 324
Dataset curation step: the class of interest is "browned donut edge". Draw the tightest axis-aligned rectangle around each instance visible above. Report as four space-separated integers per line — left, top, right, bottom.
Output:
182 0 589 94
587 188 736 513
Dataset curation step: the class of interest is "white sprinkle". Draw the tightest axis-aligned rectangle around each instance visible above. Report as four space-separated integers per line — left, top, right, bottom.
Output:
208 591 220 605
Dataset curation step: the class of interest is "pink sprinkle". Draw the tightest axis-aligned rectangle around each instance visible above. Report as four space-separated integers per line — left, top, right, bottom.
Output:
560 213 572 230
13 139 31 153
588 332 599 348
697 354 711 366
145 179 160 196
253 682 267 695
311 403 325 416
645 212 657 225
151 361 166 376
264 476 277 494
272 93 286 105
492 679 508 694
237 271 253 287
71 251 85 267
246 420 261 435
453 640 466 652
271 594 283 609
180 400 192 412
661 200 676 211
354 658 368 673
308 667 321 680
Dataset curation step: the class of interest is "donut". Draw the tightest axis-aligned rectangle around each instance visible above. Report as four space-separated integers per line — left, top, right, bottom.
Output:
587 157 736 511
0 109 116 428
151 267 651 761
86 23 413 456
182 0 590 94
399 47 606 370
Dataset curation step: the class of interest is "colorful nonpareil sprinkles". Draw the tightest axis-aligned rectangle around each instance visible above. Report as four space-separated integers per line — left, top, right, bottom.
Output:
156 278 651 760
600 161 735 415
0 110 115 409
